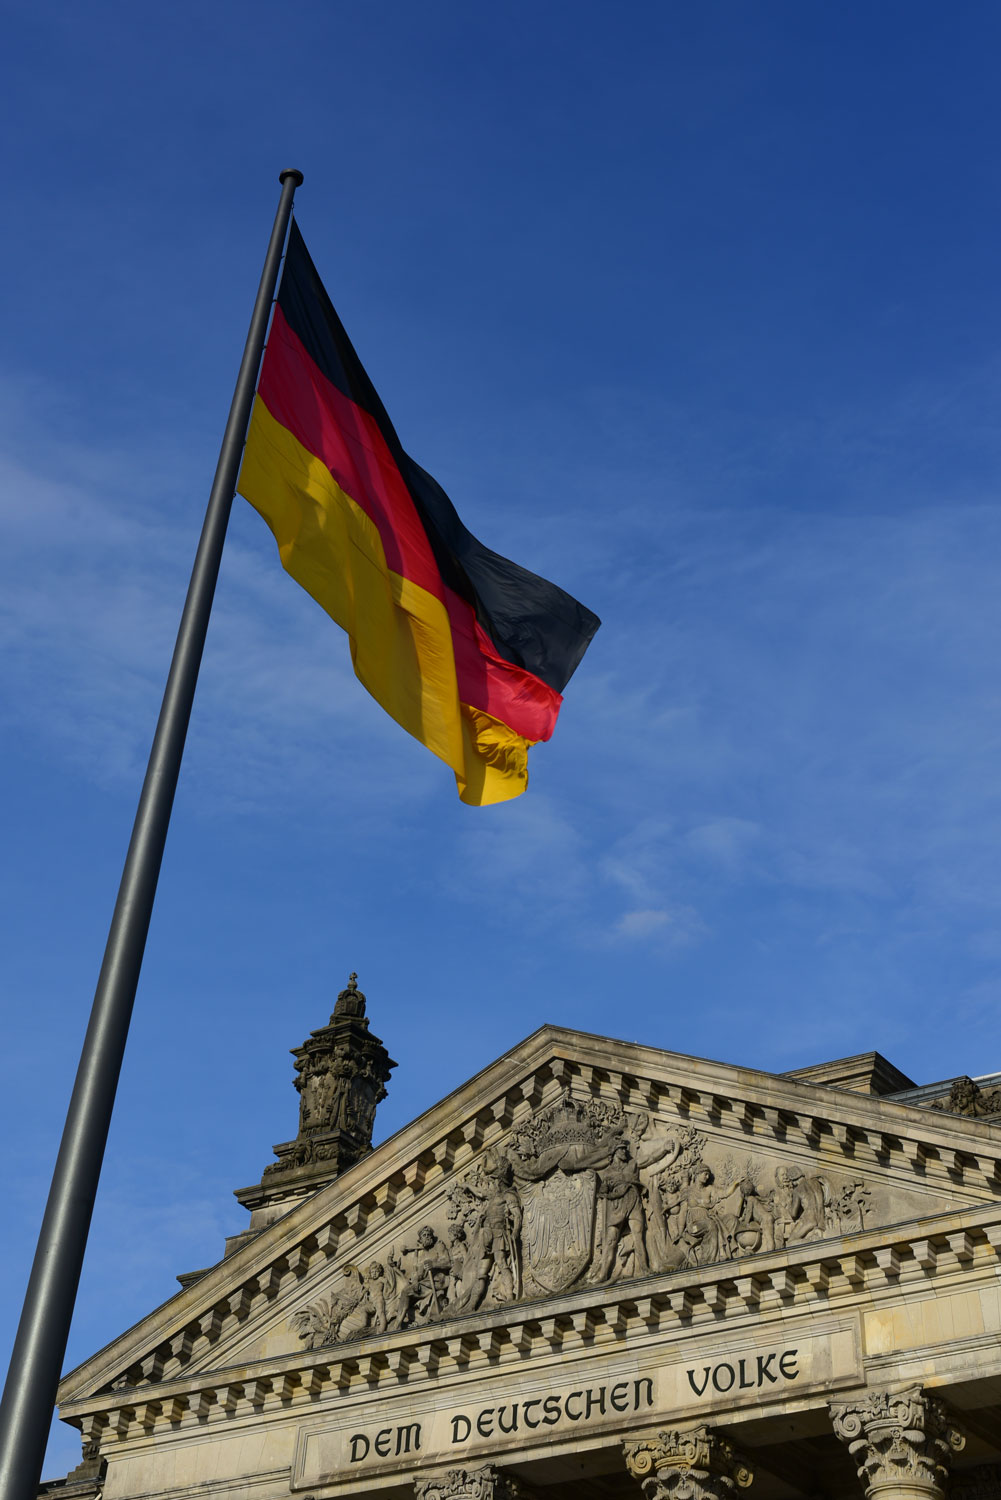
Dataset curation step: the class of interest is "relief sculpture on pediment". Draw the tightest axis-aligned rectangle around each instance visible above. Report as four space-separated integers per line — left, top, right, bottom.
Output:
390 1226 455 1325
290 1264 370 1347
291 1257 402 1346
290 1089 878 1350
656 1158 869 1269
518 1166 595 1293
509 1094 646 1293
447 1150 523 1310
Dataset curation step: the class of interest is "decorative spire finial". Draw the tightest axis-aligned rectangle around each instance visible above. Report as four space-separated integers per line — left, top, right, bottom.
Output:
333 971 366 1019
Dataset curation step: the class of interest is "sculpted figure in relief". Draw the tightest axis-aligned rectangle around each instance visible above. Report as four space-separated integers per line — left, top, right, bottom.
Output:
644 1152 870 1268
728 1172 776 1255
627 1112 689 1272
292 1038 388 1142
654 1172 689 1268
932 1075 1001 1118
446 1221 475 1308
293 1055 316 1133
294 1045 356 1134
389 1226 455 1327
593 1142 649 1281
772 1165 827 1245
677 1165 743 1267
325 1044 355 1131
361 1259 394 1334
642 1126 706 1271
833 1179 869 1234
291 1259 402 1347
627 1111 686 1177
449 1151 522 1312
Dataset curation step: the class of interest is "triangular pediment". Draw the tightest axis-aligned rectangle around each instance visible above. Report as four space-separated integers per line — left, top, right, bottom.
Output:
58 1025 1001 1415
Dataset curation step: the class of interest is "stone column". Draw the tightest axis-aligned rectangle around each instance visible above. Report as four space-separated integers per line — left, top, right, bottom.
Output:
414 1466 529 1500
623 1426 754 1500
829 1386 965 1500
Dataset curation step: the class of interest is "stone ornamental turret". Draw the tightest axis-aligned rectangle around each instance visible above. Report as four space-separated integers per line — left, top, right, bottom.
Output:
288 973 395 1165
226 974 396 1256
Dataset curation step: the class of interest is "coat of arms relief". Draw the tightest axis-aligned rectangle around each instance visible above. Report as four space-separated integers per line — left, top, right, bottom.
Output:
291 1090 873 1351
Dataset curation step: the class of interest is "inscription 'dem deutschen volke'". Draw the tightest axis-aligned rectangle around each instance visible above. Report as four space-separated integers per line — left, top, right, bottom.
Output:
346 1348 801 1466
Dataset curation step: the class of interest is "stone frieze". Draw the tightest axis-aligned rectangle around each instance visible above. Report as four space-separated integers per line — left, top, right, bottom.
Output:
291 1089 875 1350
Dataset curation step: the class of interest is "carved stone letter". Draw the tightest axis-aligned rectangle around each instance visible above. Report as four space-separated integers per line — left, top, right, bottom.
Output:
624 1426 754 1500
829 1386 964 1498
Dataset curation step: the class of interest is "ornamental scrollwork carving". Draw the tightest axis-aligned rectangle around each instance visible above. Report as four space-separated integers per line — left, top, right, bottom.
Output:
829 1385 965 1494
290 1089 878 1349
414 1466 529 1500
292 975 393 1143
624 1426 753 1500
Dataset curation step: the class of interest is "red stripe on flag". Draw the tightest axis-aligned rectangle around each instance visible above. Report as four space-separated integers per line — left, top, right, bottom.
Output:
260 307 445 599
257 312 562 743
450 593 561 743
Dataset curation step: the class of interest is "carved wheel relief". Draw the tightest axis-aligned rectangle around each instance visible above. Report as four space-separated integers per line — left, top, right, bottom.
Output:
830 1386 965 1496
624 1426 754 1500
292 1089 877 1349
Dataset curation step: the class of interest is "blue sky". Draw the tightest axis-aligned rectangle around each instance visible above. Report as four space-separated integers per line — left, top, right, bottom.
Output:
3 0 1001 1476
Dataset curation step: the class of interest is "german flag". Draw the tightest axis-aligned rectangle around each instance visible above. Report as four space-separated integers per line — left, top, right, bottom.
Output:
238 221 600 805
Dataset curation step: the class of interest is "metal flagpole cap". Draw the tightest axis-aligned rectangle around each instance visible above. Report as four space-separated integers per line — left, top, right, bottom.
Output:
279 169 304 186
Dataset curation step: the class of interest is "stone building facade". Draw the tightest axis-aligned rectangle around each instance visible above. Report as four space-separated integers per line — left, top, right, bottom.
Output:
43 980 1001 1499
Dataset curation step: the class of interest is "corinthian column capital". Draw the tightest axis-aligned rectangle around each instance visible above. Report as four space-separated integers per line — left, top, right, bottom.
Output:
414 1467 529 1500
624 1425 753 1500
829 1385 964 1498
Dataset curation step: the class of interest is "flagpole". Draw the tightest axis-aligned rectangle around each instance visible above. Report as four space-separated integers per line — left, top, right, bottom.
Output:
0 167 304 1500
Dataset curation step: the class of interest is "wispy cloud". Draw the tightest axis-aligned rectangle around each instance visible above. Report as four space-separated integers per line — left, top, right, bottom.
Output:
610 905 705 947
0 392 438 824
